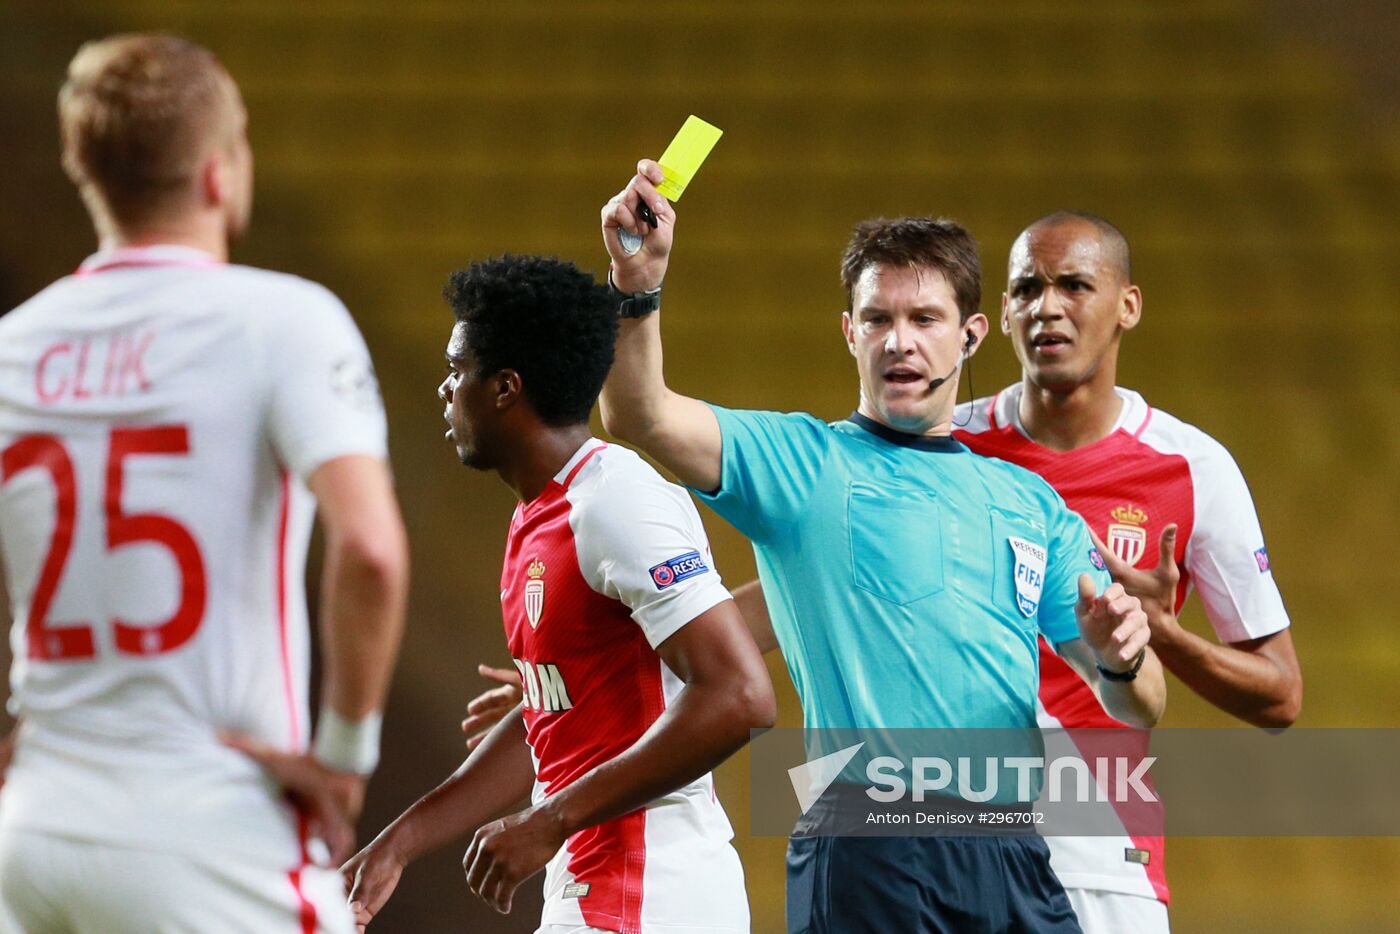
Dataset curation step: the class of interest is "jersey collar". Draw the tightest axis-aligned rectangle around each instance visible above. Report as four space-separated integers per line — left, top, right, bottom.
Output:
846 412 966 453
993 384 1150 439
77 245 222 276
552 437 608 487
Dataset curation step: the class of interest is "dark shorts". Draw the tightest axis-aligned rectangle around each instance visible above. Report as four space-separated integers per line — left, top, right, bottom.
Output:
785 834 1081 934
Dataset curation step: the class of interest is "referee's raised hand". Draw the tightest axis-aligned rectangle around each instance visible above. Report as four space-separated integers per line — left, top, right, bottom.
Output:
601 159 674 293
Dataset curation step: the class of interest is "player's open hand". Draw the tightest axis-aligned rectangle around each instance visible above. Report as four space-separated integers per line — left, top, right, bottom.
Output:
221 732 366 864
1090 525 1181 635
462 663 523 750
463 804 567 914
341 838 406 932
1075 574 1151 674
601 159 674 293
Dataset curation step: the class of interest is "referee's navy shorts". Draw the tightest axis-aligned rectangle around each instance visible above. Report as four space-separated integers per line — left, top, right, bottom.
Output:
785 833 1081 934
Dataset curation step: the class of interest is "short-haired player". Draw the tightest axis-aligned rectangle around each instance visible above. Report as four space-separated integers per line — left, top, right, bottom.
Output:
0 34 408 933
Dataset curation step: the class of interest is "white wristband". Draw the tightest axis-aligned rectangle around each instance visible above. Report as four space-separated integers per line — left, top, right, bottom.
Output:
312 707 383 775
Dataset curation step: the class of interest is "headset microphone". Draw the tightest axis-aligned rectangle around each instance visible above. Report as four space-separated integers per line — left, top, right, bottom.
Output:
927 363 959 392
928 331 977 391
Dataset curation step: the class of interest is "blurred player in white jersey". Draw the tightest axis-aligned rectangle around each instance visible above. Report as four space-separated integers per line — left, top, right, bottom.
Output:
0 34 409 933
342 255 774 933
949 211 1302 933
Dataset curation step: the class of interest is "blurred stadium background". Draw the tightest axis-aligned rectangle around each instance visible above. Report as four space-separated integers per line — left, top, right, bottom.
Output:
3 2 1399 931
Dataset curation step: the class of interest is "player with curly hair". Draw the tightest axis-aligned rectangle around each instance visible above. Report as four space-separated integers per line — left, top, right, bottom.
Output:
343 254 775 934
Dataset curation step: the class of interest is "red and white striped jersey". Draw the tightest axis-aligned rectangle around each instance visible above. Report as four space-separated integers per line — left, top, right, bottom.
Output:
956 384 1291 904
0 245 388 865
500 440 749 934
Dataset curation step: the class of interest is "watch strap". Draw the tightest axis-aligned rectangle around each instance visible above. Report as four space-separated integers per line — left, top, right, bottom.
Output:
608 269 663 318
1097 648 1147 683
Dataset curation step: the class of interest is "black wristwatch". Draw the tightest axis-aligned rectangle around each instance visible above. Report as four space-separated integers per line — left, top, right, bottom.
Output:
608 269 663 318
1096 649 1146 682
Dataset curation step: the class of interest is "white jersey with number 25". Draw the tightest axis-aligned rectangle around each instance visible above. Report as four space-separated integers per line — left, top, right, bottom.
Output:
0 245 387 865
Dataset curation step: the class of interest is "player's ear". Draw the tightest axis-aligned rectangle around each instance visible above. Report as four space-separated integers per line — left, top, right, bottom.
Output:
494 369 523 410
1119 284 1143 332
1000 292 1012 335
840 310 858 357
201 152 226 209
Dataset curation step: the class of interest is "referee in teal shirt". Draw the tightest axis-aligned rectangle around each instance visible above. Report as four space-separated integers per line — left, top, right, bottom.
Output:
697 405 1093 735
598 160 1166 934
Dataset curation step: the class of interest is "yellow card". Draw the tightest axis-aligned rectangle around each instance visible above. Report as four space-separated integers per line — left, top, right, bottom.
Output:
656 115 723 201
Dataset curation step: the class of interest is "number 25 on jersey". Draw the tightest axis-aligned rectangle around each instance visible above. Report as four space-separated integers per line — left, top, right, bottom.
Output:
1 426 207 661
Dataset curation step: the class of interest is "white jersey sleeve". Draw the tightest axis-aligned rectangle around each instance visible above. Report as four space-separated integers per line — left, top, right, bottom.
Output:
256 283 388 479
1184 435 1290 642
568 450 731 648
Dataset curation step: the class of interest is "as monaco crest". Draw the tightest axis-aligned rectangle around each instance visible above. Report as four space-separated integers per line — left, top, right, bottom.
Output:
525 558 546 629
1107 505 1148 568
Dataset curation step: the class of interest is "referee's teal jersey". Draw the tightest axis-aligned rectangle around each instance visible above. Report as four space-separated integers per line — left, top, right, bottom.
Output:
695 407 1110 733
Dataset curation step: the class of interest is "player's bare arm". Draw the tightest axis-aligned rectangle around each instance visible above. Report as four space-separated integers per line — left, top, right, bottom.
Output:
731 579 780 654
598 159 723 491
1153 628 1301 729
1057 575 1166 728
341 707 535 930
463 597 775 914
461 580 780 747
1093 524 1302 728
457 575 783 742
309 454 410 725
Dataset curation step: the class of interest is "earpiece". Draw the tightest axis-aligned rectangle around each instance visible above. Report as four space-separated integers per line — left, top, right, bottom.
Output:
931 332 978 392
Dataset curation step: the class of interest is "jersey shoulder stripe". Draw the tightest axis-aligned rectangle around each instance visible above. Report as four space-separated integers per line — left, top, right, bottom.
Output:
1132 405 1242 481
